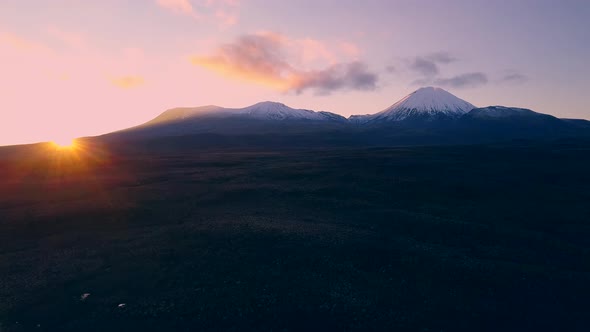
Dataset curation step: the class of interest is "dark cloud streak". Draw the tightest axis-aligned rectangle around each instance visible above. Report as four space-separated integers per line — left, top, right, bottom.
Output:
409 52 458 77
410 57 440 76
425 52 457 64
434 72 489 88
294 62 378 95
500 72 528 84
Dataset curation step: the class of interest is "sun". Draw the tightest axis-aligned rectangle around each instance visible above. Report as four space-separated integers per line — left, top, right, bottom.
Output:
51 138 77 150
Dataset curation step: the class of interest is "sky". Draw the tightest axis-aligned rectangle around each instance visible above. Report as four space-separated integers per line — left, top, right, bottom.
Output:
1 0 589 146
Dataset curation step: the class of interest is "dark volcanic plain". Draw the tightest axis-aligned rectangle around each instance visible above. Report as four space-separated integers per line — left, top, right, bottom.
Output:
1 139 590 331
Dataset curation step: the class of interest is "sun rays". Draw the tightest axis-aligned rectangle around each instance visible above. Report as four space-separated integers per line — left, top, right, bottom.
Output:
51 138 78 150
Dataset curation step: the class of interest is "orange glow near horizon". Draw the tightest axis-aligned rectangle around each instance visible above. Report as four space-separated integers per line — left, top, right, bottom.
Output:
51 138 77 150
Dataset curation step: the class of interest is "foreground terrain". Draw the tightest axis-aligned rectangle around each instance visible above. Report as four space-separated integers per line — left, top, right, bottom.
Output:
1 140 590 331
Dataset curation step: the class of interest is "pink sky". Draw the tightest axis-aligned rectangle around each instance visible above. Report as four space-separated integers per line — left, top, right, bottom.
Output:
1 0 589 145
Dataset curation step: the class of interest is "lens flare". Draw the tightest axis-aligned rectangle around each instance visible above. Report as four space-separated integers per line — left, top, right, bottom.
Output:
51 138 77 150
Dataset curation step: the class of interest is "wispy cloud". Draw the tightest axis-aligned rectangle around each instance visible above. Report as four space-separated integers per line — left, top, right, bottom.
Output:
338 41 361 59
292 62 378 95
111 76 146 89
190 32 377 94
425 52 457 64
0 27 161 144
0 31 47 52
156 0 198 18
404 52 490 89
434 72 488 89
410 57 439 77
215 10 238 27
156 0 241 25
191 33 290 89
46 26 87 49
385 65 396 74
499 71 528 84
408 52 458 77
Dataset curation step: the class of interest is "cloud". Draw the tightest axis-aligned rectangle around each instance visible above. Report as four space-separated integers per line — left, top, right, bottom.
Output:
156 0 198 17
425 52 457 64
0 31 47 52
499 72 528 84
410 57 440 76
191 33 290 89
111 76 145 89
45 26 87 49
191 33 378 94
404 52 489 89
409 52 457 77
292 62 377 95
297 38 337 65
338 41 361 59
156 0 241 25
434 72 488 89
215 10 238 27
410 78 431 86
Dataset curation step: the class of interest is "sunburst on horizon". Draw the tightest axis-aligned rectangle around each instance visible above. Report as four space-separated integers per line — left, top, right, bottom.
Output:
51 138 78 150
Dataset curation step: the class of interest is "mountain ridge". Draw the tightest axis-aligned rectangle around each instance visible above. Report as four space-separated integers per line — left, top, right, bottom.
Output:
102 87 590 144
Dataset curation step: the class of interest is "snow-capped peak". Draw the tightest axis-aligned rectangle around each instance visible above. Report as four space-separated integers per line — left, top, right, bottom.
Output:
370 87 476 122
234 101 332 121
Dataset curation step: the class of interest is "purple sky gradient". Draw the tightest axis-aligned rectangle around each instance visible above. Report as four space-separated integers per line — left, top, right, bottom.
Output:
1 0 589 145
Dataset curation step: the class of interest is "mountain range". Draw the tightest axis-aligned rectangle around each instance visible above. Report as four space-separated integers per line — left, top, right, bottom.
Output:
103 87 590 146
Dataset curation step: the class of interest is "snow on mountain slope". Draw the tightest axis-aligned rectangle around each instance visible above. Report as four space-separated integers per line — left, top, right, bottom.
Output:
317 111 349 122
145 101 344 124
348 114 373 124
130 88 477 133
104 93 590 141
231 102 333 121
369 87 476 122
465 106 543 119
109 101 348 138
